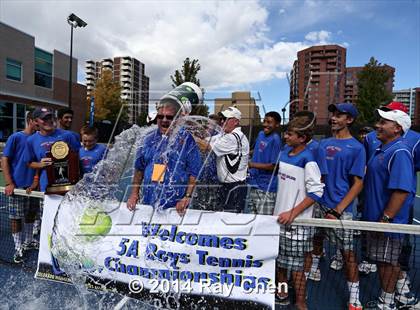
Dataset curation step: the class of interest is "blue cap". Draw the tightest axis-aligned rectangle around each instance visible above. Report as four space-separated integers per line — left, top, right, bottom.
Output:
328 103 358 118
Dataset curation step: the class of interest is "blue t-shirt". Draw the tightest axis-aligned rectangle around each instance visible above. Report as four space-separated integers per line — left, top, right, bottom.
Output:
249 131 282 192
363 138 414 227
23 128 81 191
69 130 81 143
306 139 328 176
3 131 35 188
319 137 366 211
400 129 420 174
134 128 202 209
79 144 107 175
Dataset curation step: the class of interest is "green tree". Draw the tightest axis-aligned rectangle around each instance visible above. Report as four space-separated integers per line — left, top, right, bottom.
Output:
356 57 393 124
93 70 128 123
137 111 148 126
170 57 209 116
170 57 201 87
191 104 209 117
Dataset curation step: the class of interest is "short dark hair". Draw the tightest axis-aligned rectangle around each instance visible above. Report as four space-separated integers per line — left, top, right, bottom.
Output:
80 125 98 137
265 111 281 124
57 108 74 119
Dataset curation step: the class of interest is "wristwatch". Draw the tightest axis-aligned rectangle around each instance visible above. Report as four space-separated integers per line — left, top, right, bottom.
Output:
381 214 392 223
185 193 192 198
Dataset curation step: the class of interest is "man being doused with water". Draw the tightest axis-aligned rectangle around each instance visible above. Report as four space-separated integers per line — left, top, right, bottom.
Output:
126 100 202 215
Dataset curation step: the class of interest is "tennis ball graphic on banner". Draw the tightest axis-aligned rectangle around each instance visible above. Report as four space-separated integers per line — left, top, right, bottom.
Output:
79 207 112 241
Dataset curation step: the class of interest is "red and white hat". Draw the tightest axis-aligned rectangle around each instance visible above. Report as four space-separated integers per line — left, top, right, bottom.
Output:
380 101 408 113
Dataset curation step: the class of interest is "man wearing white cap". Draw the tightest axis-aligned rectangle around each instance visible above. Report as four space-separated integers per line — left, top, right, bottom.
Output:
196 106 250 212
363 108 417 309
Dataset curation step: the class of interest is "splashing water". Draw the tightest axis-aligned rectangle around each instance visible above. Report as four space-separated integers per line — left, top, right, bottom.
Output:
50 116 222 308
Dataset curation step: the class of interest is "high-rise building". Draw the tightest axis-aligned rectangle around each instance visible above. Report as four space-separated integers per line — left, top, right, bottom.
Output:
393 88 418 124
0 22 87 141
344 65 394 104
214 92 261 126
86 56 149 124
289 45 346 125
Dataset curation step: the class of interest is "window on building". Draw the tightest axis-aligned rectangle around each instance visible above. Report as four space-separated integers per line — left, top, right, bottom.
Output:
6 58 22 81
0 102 29 141
34 48 53 88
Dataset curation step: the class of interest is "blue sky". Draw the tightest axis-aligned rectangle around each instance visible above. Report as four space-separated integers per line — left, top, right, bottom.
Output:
256 0 420 116
1 0 419 117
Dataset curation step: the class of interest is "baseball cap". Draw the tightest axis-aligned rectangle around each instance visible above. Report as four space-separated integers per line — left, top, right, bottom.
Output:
376 109 411 132
380 101 408 113
33 107 54 119
328 103 359 118
221 106 241 120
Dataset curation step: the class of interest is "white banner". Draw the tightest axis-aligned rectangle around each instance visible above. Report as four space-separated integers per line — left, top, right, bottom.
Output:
36 195 280 309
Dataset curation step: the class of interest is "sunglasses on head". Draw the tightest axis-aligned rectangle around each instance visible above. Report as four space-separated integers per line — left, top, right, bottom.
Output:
156 114 175 121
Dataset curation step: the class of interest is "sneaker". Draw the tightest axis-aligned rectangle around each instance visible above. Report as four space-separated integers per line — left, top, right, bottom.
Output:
22 240 39 251
348 301 363 310
307 268 321 282
376 297 397 310
376 302 397 309
330 255 344 271
359 260 377 275
13 248 23 264
395 291 419 308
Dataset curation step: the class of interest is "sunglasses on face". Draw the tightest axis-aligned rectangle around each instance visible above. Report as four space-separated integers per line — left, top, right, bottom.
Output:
156 114 175 121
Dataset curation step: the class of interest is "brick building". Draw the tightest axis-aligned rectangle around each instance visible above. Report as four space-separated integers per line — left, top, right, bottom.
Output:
289 45 346 125
0 22 87 141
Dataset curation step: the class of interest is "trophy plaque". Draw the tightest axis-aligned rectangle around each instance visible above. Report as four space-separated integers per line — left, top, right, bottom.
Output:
45 141 80 195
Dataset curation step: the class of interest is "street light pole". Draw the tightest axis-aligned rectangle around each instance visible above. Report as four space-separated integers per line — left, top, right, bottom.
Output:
67 13 87 109
68 25 74 108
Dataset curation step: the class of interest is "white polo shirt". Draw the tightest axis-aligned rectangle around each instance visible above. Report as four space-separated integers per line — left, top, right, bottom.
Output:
208 127 249 183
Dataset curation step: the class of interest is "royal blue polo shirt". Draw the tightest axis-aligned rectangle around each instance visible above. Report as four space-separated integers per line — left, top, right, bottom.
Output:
365 129 420 162
3 131 36 188
79 143 107 175
134 128 202 209
363 138 414 227
249 131 282 192
23 128 81 191
319 137 366 212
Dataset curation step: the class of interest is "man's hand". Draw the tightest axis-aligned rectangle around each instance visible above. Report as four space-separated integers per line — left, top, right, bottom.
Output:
278 209 296 225
324 208 342 220
40 158 53 168
5 183 15 196
26 179 39 194
176 197 190 216
127 193 140 211
195 138 210 152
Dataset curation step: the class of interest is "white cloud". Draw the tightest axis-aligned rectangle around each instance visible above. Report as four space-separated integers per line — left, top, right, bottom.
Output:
305 30 332 44
0 1 317 98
